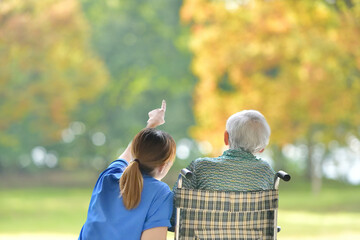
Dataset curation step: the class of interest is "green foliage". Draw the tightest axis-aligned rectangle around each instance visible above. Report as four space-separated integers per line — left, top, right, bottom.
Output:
80 0 194 104
0 0 108 168
0 0 197 172
65 0 197 169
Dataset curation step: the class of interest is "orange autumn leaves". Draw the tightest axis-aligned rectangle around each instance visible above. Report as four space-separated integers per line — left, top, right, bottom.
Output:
182 0 360 154
0 0 108 144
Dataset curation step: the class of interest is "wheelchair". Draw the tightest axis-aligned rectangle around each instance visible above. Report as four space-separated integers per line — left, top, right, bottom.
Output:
174 169 290 240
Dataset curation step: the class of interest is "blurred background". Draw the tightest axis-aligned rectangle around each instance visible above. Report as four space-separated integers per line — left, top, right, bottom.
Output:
0 0 360 239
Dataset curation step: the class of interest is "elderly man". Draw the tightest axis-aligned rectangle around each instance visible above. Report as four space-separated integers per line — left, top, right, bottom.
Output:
179 109 275 192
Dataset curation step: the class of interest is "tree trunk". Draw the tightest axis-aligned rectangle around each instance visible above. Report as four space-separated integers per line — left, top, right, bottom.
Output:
306 137 322 195
271 145 286 171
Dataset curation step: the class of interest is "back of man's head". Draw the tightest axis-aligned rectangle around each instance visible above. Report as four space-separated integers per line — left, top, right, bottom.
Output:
226 110 271 153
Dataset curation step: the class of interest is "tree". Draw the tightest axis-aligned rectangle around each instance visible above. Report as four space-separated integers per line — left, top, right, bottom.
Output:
0 0 108 168
182 0 360 193
67 0 196 168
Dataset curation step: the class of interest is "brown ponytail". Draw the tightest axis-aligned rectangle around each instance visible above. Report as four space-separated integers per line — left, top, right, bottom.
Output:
119 128 176 210
119 160 143 209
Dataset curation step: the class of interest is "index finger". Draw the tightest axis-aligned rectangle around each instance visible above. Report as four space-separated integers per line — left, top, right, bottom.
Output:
161 100 166 111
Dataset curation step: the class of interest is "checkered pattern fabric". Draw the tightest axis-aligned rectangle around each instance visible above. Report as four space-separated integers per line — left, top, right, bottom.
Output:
175 189 278 240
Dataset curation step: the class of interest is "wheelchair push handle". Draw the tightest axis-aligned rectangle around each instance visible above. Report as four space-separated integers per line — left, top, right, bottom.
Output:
177 169 193 189
181 168 193 180
276 171 291 182
274 170 291 190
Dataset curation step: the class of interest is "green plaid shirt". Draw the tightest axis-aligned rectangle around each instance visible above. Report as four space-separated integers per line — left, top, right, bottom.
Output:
180 148 275 191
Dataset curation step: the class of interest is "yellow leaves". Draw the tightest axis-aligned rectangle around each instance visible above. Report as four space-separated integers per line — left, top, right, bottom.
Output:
181 0 214 23
314 1 332 22
259 2 292 34
180 0 198 23
48 0 77 24
184 0 360 152
266 17 290 34
0 0 108 142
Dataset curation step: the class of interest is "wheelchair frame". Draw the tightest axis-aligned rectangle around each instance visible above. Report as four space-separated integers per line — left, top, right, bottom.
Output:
175 169 290 240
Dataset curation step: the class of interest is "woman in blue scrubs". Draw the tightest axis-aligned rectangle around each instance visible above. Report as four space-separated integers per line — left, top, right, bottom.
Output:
79 100 176 240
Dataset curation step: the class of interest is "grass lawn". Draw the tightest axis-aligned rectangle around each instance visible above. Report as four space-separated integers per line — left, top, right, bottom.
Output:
0 188 91 233
1 179 360 239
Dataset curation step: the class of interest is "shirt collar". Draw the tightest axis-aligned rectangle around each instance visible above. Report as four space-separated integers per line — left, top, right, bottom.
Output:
221 148 256 160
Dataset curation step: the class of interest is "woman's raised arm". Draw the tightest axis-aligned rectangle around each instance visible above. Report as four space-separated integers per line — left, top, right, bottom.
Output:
118 100 167 163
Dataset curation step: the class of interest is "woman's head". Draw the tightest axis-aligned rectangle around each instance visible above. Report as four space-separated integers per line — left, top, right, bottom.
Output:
131 128 176 174
120 128 176 209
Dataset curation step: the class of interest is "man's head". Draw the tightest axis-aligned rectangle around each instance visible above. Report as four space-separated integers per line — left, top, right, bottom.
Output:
225 110 270 153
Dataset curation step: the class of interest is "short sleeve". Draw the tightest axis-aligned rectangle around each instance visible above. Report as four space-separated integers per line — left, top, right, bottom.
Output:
143 190 174 231
108 159 128 172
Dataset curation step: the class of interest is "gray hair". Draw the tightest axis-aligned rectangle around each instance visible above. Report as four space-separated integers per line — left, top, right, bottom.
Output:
225 110 271 153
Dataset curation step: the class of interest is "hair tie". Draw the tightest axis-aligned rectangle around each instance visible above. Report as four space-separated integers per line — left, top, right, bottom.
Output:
133 159 140 164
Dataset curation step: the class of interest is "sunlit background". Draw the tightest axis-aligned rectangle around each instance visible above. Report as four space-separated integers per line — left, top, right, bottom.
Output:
1 0 360 239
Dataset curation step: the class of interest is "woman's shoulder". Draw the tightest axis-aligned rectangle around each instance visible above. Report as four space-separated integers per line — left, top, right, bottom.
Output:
104 159 128 174
96 159 129 183
144 176 171 192
142 178 172 203
108 159 128 170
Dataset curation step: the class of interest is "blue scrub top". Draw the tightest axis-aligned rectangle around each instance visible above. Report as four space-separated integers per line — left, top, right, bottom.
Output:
79 159 173 240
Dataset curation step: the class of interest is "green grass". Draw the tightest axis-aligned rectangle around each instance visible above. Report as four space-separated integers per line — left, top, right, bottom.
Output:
0 188 92 233
277 179 360 239
1 180 360 239
278 210 360 239
278 177 360 212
